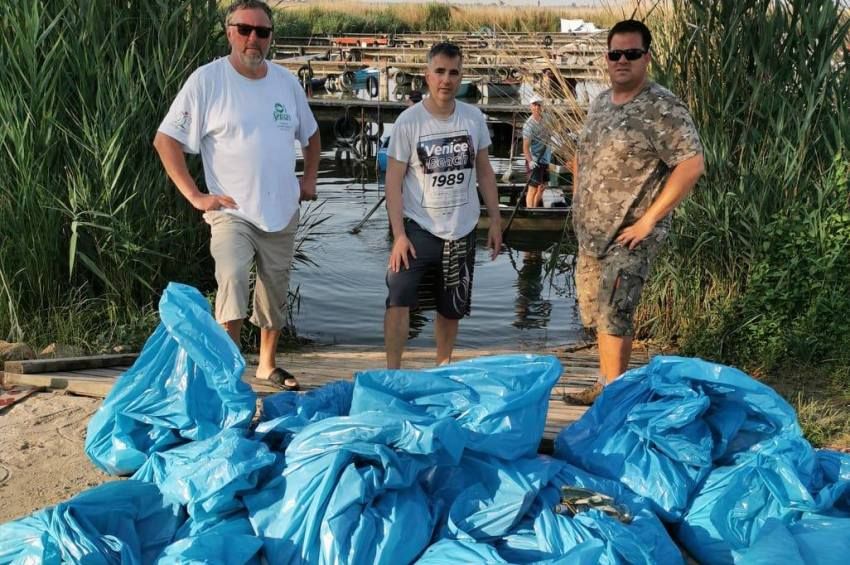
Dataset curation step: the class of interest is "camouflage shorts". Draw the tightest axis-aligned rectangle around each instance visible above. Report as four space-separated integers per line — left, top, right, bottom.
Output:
575 230 666 336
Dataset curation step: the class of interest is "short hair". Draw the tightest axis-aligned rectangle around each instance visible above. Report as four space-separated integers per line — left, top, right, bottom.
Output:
427 42 463 64
607 19 652 51
225 0 273 25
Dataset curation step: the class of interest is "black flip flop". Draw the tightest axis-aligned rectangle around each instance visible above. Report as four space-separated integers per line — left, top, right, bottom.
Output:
268 367 300 391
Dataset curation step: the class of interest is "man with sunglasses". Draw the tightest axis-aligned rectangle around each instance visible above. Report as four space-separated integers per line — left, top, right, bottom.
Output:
154 0 320 391
567 19 704 404
384 42 501 369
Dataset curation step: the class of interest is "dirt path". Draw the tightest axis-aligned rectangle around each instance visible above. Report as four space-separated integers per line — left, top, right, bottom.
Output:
0 391 116 522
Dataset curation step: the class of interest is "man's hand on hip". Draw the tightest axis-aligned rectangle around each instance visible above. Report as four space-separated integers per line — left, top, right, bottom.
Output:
616 215 656 250
389 234 417 272
190 193 238 212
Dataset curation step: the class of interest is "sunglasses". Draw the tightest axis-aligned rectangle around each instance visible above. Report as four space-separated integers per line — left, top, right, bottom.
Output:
229 23 273 39
607 48 647 62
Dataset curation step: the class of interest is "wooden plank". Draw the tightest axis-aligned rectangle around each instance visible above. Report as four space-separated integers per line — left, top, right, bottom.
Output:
4 354 138 375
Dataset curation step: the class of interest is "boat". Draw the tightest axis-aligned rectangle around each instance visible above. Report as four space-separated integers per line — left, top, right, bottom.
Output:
477 184 571 232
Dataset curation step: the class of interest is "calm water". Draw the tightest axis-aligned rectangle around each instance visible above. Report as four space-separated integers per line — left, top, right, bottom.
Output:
288 121 583 348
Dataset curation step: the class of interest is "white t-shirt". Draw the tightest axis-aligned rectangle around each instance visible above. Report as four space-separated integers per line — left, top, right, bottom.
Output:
388 101 491 240
158 57 318 232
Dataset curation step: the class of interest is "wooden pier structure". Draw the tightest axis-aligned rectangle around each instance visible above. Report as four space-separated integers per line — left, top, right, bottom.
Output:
1 345 653 453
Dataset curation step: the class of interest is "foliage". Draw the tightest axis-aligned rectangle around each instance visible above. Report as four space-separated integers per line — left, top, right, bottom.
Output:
423 2 452 32
637 0 850 373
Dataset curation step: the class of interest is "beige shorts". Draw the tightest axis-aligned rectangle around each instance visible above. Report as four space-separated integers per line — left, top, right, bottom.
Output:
209 210 299 330
576 231 665 337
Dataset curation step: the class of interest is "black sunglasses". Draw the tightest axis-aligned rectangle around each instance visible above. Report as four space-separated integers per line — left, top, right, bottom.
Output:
228 23 273 39
607 48 647 62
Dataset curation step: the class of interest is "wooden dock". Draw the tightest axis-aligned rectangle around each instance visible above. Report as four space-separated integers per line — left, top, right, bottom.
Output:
1 345 652 453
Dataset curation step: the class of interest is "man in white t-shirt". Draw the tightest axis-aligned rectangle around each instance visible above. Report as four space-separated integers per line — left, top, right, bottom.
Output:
384 42 502 369
153 0 320 390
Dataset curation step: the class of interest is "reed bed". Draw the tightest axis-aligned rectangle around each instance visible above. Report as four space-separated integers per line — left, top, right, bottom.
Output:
269 1 623 35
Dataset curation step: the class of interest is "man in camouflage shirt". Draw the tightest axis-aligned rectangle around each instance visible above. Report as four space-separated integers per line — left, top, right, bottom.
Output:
567 19 705 404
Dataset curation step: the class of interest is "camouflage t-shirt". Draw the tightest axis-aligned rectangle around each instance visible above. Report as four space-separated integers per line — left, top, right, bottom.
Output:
573 81 702 257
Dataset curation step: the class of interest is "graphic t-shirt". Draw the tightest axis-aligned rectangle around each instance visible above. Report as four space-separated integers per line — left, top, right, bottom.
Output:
573 82 703 257
388 101 491 240
158 57 318 232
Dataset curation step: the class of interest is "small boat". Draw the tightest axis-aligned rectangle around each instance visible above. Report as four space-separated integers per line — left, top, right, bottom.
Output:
478 185 571 233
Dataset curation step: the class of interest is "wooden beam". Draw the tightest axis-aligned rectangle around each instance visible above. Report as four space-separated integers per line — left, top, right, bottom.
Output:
3 354 138 375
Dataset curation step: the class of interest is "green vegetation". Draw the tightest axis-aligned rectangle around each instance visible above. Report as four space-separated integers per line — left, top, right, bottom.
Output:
0 0 222 351
643 0 850 374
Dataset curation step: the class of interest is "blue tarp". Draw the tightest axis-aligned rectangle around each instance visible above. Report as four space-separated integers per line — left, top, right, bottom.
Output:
420 454 683 564
5 283 846 565
350 354 562 459
0 481 182 564
132 429 277 528
677 438 850 564
554 356 801 521
256 380 354 451
84 282 255 475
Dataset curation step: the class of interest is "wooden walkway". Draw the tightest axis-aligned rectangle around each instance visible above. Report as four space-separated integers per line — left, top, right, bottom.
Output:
2 345 652 452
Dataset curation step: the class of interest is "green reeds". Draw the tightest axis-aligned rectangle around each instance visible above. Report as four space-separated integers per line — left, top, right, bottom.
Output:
0 0 222 348
641 0 850 370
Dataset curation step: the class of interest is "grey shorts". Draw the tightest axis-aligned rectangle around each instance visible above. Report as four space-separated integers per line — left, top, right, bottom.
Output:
209 210 299 330
385 219 476 320
575 230 666 336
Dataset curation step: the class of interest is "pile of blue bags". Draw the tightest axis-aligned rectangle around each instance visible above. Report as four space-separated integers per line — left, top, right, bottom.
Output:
1 282 848 564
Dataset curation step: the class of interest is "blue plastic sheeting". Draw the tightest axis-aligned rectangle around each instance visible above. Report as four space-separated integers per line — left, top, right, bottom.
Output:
350 354 563 459
421 454 682 565
735 516 850 565
256 380 354 451
245 411 466 565
133 429 277 527
416 538 607 565
85 282 255 475
0 481 182 564
677 439 850 564
156 513 263 565
554 356 800 520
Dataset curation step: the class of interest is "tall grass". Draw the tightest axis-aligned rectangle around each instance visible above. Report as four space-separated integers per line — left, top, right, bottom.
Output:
639 0 850 371
0 0 222 349
271 1 622 35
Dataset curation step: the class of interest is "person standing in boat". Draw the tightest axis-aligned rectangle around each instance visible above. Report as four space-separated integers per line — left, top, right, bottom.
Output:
567 19 704 404
522 95 553 208
383 42 502 369
153 0 321 391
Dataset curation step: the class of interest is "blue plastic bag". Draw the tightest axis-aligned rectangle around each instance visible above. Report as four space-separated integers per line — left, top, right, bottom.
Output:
555 356 800 520
734 515 850 564
156 512 263 565
416 538 607 565
85 283 255 475
677 440 850 564
350 354 562 459
0 481 182 564
133 429 277 527
246 411 465 565
256 380 354 451
421 454 683 565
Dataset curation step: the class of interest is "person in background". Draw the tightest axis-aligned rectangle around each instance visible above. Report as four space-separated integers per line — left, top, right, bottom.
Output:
153 0 321 390
383 42 502 369
522 95 552 208
567 19 704 404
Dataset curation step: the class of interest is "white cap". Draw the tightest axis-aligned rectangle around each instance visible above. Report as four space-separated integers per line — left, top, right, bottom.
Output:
529 95 544 105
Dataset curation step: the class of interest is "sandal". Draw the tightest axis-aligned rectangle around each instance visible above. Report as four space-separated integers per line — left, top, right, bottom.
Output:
267 367 300 391
564 382 604 406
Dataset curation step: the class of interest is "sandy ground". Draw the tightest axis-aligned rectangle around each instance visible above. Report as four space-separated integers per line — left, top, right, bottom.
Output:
0 391 116 523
